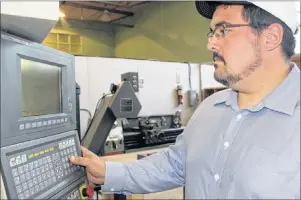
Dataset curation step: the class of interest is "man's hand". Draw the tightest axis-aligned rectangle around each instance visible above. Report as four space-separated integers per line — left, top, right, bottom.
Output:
69 146 106 185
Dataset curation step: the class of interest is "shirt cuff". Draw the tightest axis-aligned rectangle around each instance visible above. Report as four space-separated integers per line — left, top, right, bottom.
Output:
102 161 126 193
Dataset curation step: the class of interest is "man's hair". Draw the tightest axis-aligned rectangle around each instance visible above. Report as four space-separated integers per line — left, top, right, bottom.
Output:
217 3 297 61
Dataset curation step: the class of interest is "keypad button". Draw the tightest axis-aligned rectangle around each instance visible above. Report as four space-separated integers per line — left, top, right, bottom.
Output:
47 171 51 179
39 182 44 190
43 157 48 165
48 178 53 185
14 176 21 185
18 166 24 175
47 156 52 163
25 172 31 180
52 176 56 183
33 177 38 186
41 166 45 173
18 193 24 199
27 180 33 188
12 168 19 177
45 164 49 171
20 174 26 183
34 161 39 168
49 163 53 169
38 158 43 166
50 170 55 177
16 185 22 194
30 187 35 196
23 164 29 172
37 175 42 183
44 180 48 188
35 185 40 193
36 167 41 175
31 170 36 177
42 173 47 181
24 190 30 198
22 182 28 191
29 162 34 171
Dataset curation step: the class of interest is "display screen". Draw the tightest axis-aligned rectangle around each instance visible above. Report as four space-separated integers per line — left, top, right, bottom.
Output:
21 58 62 117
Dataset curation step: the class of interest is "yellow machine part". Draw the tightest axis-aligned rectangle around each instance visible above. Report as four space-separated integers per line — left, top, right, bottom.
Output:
79 184 88 200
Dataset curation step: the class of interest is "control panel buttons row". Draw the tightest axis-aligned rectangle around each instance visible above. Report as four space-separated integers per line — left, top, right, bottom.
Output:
19 117 68 131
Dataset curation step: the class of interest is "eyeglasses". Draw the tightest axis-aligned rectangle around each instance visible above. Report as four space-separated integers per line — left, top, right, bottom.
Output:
207 24 250 40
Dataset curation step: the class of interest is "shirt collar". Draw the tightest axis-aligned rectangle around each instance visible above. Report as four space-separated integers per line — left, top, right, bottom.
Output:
214 62 300 115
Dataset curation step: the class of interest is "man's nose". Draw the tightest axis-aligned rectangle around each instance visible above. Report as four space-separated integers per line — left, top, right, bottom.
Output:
207 37 219 52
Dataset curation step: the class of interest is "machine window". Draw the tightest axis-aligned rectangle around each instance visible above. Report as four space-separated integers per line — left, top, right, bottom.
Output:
21 58 62 117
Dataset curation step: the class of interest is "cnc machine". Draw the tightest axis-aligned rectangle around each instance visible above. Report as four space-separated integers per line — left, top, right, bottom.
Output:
1 2 90 199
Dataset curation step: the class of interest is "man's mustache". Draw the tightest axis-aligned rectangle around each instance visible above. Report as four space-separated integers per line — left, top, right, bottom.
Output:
213 52 226 64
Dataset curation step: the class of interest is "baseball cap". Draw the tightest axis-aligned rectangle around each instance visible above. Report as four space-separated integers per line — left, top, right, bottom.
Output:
195 1 300 34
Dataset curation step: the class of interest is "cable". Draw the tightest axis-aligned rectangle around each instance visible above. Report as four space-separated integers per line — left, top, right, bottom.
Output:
94 186 102 200
80 108 92 119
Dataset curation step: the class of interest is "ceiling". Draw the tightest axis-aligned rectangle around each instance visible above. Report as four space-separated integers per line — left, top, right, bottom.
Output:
59 1 150 28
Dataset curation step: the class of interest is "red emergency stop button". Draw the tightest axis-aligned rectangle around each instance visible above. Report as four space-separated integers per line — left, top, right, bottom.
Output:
82 185 94 198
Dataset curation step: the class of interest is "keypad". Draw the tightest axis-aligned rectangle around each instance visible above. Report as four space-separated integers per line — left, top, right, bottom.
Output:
9 138 82 199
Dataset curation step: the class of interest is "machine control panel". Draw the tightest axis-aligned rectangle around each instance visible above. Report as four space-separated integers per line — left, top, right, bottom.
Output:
1 131 86 199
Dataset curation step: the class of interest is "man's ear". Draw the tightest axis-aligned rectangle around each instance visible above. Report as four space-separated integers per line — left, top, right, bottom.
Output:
262 23 283 51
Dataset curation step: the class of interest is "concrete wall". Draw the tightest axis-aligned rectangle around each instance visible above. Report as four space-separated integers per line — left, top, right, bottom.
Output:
114 1 212 63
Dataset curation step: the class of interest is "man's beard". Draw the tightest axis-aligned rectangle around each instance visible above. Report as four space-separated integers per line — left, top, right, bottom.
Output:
213 43 262 87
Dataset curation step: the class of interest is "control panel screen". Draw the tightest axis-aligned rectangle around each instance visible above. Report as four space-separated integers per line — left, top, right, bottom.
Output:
21 58 62 117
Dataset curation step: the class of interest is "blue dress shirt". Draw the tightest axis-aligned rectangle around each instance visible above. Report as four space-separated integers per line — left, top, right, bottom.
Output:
102 63 300 199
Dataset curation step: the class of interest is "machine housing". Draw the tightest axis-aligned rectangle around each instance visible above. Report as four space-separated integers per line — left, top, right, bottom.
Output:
1 32 77 147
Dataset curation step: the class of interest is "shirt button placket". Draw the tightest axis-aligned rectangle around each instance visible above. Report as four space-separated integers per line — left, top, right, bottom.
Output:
214 112 246 195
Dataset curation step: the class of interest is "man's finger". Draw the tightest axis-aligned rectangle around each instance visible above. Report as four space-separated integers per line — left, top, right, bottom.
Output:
81 146 95 158
69 155 89 166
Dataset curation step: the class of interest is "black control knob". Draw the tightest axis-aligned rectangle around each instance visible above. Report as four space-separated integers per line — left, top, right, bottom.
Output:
110 83 118 94
112 141 117 150
157 132 165 141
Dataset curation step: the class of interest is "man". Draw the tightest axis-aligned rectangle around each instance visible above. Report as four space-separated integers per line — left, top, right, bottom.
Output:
70 1 300 199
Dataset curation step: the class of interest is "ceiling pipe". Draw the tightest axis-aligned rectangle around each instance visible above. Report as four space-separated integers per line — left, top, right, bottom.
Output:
64 2 134 16
62 18 134 28
102 1 150 8
101 1 133 9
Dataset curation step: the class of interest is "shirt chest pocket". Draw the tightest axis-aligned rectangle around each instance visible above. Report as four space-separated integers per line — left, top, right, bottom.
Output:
235 145 299 198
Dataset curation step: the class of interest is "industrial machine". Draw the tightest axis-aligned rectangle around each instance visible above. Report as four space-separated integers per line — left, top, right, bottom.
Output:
122 113 184 152
81 82 142 156
0 2 91 199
